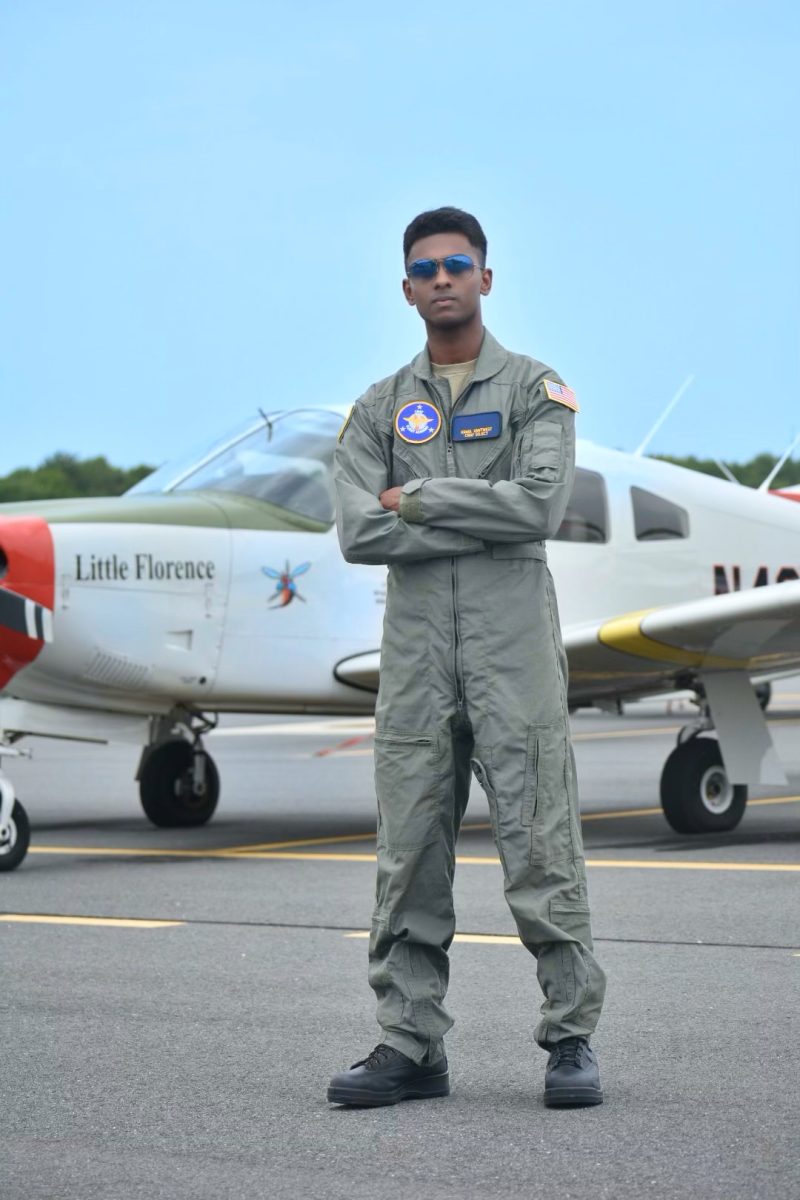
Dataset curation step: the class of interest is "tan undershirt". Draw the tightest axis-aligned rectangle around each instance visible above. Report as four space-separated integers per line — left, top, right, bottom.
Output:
431 358 478 405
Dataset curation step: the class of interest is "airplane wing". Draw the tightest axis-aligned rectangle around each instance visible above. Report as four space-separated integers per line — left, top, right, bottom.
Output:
333 580 800 706
565 578 800 703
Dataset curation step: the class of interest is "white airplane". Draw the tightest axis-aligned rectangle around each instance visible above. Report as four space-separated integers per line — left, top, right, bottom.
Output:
1 405 799 871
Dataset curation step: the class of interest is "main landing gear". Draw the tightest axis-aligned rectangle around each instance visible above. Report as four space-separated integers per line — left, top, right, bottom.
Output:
137 711 220 828
0 744 32 872
660 731 747 835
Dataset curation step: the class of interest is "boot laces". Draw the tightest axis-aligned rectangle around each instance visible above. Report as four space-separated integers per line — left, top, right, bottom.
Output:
549 1037 586 1068
359 1043 398 1071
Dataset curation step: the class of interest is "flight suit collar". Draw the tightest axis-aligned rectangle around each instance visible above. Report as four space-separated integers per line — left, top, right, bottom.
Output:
410 328 508 384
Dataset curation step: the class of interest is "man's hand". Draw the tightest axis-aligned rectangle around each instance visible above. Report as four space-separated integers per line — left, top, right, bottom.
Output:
379 487 403 512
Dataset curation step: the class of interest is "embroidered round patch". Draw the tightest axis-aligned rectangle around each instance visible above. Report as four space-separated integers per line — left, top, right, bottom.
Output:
394 400 442 444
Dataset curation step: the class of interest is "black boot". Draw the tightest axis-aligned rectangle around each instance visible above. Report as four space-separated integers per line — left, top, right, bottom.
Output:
544 1037 603 1107
327 1043 450 1107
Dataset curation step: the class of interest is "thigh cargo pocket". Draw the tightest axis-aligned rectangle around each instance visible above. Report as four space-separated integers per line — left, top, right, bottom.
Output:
374 729 442 851
526 719 576 866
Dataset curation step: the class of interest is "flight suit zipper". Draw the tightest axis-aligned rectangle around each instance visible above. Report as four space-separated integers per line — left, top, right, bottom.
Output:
447 380 473 710
426 376 465 710
451 557 464 711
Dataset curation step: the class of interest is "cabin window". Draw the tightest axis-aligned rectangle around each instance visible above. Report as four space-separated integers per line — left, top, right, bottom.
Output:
553 468 609 543
631 486 690 540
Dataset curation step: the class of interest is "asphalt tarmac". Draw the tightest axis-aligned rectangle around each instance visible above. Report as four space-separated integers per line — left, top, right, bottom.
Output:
2 686 799 1200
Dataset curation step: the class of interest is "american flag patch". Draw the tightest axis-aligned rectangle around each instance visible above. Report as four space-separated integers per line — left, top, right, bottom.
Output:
543 380 579 412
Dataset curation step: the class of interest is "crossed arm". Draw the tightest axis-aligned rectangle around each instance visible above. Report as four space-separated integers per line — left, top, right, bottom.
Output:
333 391 575 565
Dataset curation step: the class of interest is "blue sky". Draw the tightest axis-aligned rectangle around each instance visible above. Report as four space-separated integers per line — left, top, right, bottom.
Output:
1 1 798 476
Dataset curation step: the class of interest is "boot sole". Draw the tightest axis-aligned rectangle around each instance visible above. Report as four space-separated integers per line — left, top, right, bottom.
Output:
327 1073 450 1107
544 1086 603 1107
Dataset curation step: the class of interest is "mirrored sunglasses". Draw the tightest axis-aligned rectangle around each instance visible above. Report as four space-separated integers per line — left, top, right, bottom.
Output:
406 254 479 280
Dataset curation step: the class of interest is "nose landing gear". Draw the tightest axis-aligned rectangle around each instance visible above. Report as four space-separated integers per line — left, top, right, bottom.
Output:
137 712 220 828
0 745 32 872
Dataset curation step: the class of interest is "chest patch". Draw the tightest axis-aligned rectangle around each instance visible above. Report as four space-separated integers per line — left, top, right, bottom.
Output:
395 400 442 444
451 411 502 442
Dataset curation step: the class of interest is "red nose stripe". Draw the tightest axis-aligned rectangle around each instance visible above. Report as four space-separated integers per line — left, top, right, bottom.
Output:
0 517 55 690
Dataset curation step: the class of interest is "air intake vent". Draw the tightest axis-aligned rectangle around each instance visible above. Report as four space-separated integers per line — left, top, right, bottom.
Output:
82 651 152 690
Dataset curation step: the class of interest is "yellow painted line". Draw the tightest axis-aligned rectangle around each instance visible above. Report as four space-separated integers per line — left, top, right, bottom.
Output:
26 795 800 862
583 859 800 873
573 726 682 741
582 805 662 821
748 794 800 808
234 850 378 862
22 845 800 871
224 831 379 853
0 913 183 928
345 931 520 945
581 795 800 822
224 851 800 872
28 845 247 859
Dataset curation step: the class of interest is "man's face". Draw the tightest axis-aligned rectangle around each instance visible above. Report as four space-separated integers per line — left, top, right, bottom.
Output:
402 232 492 329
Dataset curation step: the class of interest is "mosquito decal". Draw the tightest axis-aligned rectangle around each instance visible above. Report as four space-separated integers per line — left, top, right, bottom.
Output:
261 561 312 607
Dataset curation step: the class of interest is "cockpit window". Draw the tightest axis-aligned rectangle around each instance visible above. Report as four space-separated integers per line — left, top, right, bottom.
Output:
129 410 342 525
174 410 340 524
631 486 690 540
553 468 609 543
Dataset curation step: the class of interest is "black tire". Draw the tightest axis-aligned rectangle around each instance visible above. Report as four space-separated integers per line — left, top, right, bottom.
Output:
0 799 31 871
139 741 220 828
755 683 772 712
660 738 747 834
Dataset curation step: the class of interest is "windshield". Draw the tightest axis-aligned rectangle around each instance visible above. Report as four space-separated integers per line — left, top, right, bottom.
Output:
130 409 343 525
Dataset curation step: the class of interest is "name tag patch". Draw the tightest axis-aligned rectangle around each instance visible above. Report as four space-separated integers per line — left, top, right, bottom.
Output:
451 412 502 442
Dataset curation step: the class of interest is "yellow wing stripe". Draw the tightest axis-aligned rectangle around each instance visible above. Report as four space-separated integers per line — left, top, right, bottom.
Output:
597 609 749 670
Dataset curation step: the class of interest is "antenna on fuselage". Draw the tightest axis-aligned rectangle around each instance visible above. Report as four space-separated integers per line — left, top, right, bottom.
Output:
258 407 274 442
634 374 695 457
713 459 741 484
758 431 800 492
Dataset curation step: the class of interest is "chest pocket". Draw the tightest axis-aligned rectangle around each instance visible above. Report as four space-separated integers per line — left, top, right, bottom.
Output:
476 434 514 482
515 419 564 483
390 439 424 487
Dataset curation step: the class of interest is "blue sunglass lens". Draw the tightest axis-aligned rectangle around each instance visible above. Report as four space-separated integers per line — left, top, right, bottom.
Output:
408 258 438 279
443 254 475 275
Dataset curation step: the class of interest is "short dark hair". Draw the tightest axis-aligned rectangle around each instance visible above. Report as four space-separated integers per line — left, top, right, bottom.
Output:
403 207 487 266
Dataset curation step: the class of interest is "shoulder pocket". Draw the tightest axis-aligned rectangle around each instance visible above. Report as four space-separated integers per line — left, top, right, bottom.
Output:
515 419 564 483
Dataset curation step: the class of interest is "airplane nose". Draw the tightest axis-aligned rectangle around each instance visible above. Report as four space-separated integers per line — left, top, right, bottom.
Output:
0 516 55 690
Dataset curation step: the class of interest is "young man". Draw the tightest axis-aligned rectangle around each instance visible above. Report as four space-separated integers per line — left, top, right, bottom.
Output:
329 207 606 1108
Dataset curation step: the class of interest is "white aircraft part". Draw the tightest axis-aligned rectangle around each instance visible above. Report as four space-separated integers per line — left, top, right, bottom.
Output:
335 650 381 692
212 527 385 707
0 698 149 745
32 522 232 701
701 671 787 787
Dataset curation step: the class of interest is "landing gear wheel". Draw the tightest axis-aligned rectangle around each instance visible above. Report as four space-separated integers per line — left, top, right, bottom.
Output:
0 799 31 871
139 740 220 828
660 738 747 834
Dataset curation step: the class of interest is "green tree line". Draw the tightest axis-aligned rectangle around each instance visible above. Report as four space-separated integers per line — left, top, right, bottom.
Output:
0 450 798 503
0 453 154 503
652 453 800 490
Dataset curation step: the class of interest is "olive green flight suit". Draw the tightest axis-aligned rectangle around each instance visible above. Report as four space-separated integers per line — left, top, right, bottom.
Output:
334 330 606 1064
